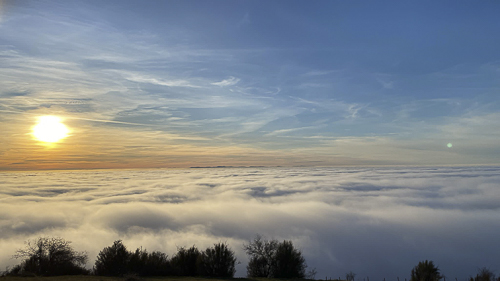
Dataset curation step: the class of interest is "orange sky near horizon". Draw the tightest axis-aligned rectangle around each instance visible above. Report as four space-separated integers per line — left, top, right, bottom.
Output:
1 111 488 171
1 1 499 171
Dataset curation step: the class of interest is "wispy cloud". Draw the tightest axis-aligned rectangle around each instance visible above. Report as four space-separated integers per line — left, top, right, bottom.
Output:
302 70 336 77
377 78 394 89
123 73 201 88
265 125 326 136
211 76 240 87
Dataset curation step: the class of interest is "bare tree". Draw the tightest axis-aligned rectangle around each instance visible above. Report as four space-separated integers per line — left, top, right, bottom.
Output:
11 237 88 276
472 268 496 281
244 234 278 277
307 267 318 279
244 235 307 278
346 271 357 281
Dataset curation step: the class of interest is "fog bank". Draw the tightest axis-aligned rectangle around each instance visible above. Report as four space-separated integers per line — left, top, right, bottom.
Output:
1 166 499 279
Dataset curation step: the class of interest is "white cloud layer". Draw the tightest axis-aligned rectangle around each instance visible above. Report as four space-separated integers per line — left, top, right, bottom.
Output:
1 167 499 278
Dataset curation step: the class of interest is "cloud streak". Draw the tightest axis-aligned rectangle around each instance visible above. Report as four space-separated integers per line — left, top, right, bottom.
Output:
211 76 240 87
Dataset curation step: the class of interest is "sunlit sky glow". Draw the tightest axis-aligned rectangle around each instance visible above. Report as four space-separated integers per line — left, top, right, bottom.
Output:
1 0 499 170
32 115 70 143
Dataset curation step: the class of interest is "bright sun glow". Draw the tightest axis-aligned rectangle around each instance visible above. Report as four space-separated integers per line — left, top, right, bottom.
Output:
32 116 70 143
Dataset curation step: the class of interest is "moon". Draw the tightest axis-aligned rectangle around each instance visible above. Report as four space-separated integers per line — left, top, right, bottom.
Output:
447 143 453 148
32 116 70 143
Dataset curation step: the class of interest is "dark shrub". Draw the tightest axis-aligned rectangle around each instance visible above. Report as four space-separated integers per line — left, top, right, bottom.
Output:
170 246 200 276
94 240 130 276
198 242 237 277
411 260 443 281
247 255 270 278
9 237 88 276
127 248 148 276
128 248 171 276
144 250 171 276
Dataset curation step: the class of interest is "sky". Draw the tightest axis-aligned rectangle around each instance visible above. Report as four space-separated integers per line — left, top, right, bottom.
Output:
1 167 499 278
1 2 500 278
1 0 500 170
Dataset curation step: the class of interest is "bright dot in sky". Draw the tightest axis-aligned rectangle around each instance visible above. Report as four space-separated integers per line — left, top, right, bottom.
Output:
447 143 453 148
32 116 70 143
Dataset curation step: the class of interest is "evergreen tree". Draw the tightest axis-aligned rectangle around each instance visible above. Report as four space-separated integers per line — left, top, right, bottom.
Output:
273 240 306 278
94 240 130 276
411 260 443 281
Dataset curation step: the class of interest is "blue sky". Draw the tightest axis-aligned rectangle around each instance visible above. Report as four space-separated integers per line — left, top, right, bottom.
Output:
1 0 499 169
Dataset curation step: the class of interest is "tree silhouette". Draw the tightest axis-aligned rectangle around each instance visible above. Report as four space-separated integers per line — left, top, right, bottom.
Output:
307 267 318 280
94 240 130 276
244 234 278 277
244 235 307 278
128 248 171 276
198 242 237 277
471 268 496 281
411 260 443 281
273 240 306 278
10 237 88 276
144 250 171 276
346 271 357 281
127 247 148 275
170 246 200 276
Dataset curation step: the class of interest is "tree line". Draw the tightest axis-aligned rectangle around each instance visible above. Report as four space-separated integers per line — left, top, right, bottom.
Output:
3 237 499 281
342 261 500 281
2 235 308 278
409 260 500 281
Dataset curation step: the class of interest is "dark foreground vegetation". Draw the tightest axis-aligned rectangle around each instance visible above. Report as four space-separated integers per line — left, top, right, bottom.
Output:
408 260 500 281
0 277 305 281
2 237 499 281
244 235 306 278
2 236 307 279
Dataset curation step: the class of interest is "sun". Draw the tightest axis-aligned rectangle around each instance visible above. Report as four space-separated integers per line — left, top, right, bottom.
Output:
32 116 70 143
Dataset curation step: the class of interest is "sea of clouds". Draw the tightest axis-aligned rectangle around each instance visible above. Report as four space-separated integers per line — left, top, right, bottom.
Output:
1 166 499 280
